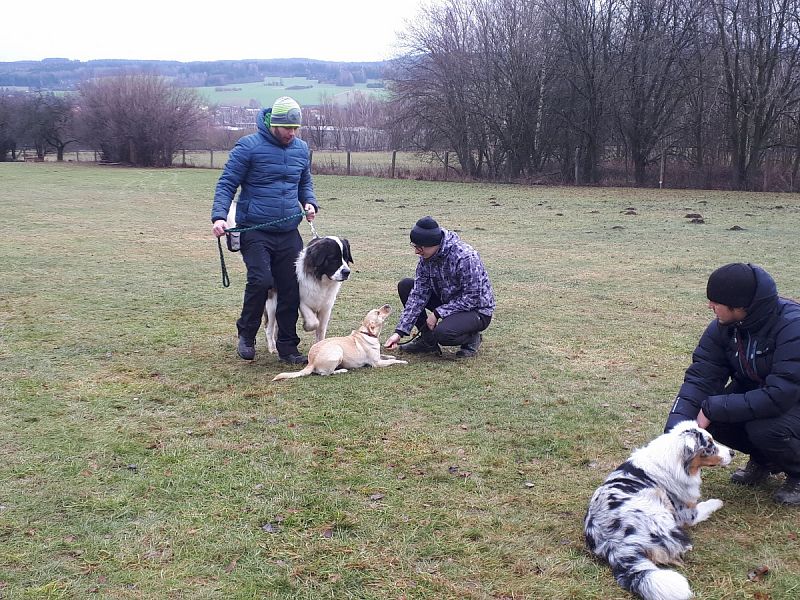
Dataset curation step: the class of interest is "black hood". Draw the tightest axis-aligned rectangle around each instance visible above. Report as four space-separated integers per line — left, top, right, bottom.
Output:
739 264 778 331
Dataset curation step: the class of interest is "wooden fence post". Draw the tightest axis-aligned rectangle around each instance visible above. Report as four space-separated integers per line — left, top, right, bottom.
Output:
210 149 214 168
659 141 666 189
182 150 186 167
391 150 396 179
574 147 580 185
346 151 351 175
444 152 449 181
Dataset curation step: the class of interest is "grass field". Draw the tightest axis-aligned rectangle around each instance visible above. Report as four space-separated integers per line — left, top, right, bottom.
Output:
1 163 799 599
195 77 388 108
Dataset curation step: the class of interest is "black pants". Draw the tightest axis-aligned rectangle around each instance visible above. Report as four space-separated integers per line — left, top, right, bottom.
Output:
397 278 491 347
708 402 800 477
237 228 303 356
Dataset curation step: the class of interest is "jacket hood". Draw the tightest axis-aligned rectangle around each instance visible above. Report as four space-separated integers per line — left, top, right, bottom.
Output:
739 264 778 331
428 229 459 262
257 108 277 142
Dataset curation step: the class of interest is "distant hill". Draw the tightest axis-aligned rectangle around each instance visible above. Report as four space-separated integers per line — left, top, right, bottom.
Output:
0 57 391 91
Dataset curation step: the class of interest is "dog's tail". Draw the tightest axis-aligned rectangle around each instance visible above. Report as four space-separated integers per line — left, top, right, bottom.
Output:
609 552 692 600
271 365 314 381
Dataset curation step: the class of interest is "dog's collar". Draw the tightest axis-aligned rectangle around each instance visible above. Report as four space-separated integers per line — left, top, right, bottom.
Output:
359 328 378 338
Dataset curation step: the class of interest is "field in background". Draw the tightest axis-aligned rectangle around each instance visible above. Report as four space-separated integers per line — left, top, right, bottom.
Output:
195 77 388 107
31 151 439 179
2 163 799 599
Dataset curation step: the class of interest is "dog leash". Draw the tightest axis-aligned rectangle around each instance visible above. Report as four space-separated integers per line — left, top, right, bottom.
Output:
217 209 316 288
297 201 320 239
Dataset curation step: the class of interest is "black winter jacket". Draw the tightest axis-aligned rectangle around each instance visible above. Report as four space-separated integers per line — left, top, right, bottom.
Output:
665 265 800 431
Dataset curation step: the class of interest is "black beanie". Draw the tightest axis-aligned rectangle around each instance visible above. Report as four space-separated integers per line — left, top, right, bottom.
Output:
706 263 757 308
410 216 443 247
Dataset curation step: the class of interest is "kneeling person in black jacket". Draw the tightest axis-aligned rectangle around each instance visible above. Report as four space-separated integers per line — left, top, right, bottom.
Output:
665 263 800 505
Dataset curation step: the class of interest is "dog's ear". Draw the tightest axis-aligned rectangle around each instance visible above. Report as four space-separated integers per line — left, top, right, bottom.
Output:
681 428 717 472
341 238 354 264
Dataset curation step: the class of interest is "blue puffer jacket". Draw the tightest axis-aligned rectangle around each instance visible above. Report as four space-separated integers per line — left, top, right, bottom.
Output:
665 265 800 431
211 107 317 230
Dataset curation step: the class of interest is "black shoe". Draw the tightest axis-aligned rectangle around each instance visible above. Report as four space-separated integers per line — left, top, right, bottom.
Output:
773 476 800 505
456 333 482 358
398 333 441 355
237 336 255 361
279 353 308 365
731 459 770 486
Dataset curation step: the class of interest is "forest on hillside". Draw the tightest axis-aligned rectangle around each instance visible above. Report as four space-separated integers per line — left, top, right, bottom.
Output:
0 58 389 90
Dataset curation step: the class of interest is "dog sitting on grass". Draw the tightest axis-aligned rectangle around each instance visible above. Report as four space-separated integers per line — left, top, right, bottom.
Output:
272 305 407 380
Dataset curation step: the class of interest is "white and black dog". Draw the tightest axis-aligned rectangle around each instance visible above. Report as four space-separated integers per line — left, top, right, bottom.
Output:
584 420 734 600
226 201 353 353
264 235 353 353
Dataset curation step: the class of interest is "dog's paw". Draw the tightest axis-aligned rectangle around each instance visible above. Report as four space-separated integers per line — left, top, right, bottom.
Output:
694 498 723 523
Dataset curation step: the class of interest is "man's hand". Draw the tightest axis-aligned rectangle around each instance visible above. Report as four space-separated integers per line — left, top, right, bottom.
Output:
426 312 438 330
384 332 401 349
697 410 711 429
212 219 228 238
304 203 316 222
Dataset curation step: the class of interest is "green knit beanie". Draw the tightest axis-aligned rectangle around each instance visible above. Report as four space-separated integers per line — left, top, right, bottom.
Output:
268 96 302 128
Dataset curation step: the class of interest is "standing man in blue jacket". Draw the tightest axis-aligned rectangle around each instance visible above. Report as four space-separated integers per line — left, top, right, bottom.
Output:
384 216 495 358
211 97 317 365
665 263 800 505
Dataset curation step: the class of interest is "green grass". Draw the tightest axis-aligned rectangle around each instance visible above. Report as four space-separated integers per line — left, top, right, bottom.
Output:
195 77 388 108
1 163 799 599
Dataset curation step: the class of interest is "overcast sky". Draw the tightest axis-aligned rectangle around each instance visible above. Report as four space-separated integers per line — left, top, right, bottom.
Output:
4 0 427 63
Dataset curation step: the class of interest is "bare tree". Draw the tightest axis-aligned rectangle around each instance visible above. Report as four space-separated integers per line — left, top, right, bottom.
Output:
548 0 617 183
78 75 206 167
30 94 79 161
0 92 23 161
610 0 703 186
712 0 800 189
390 0 487 176
471 0 556 179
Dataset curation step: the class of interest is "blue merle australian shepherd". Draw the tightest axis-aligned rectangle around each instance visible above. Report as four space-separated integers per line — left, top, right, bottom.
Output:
584 420 733 600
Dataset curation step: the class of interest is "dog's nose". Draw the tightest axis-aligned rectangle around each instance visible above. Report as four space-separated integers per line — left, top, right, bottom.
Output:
341 269 350 279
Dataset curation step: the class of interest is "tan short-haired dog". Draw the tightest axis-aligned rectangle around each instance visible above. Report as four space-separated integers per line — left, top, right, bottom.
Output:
272 305 407 381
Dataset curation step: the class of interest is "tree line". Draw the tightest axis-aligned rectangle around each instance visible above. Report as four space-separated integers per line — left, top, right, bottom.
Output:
0 77 396 167
4 0 800 190
0 58 388 90
1 76 206 167
386 0 800 190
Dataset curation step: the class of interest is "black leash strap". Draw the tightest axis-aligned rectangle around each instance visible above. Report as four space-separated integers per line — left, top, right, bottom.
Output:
217 236 230 288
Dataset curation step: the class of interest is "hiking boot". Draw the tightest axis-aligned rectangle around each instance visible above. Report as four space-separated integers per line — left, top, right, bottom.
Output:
237 336 256 361
456 333 482 358
773 476 800 506
731 459 770 486
279 353 308 365
398 333 441 355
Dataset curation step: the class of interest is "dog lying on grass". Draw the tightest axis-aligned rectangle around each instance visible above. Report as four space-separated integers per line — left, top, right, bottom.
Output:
584 420 734 600
271 304 407 380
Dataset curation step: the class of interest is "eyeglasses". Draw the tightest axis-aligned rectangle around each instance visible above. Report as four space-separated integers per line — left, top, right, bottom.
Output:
410 243 425 251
